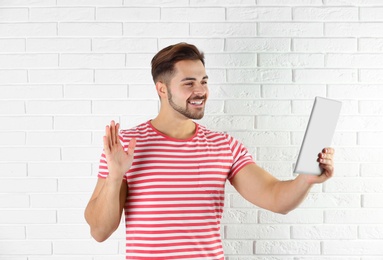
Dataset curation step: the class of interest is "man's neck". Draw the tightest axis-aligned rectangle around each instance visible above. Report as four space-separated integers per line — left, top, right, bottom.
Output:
151 115 196 140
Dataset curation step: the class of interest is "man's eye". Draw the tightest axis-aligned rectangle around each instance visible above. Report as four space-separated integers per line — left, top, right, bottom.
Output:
202 81 207 85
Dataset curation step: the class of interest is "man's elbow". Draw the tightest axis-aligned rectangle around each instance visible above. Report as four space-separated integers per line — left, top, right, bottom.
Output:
90 228 112 243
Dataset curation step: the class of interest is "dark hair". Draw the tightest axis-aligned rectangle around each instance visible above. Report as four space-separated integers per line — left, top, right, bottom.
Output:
151 42 205 84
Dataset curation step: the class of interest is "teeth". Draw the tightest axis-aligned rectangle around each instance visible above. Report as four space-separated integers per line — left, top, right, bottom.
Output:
189 100 203 105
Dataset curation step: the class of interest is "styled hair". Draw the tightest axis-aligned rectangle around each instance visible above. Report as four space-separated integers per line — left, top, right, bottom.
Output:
151 42 205 85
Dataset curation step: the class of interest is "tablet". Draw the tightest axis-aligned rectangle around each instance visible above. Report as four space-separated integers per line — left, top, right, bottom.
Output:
294 97 342 175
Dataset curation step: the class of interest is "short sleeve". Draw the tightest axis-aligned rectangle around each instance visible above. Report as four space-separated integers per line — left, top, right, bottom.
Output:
226 134 255 182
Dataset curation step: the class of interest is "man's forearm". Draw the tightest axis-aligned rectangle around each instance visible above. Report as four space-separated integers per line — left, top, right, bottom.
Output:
271 175 313 214
84 177 126 242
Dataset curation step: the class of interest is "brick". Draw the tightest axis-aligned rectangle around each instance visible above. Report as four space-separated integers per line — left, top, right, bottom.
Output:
0 116 52 130
0 194 29 208
0 39 25 52
92 38 157 52
221 209 258 224
222 240 253 255
227 69 292 83
301 193 360 208
259 22 323 37
125 53 153 68
226 38 291 52
325 0 383 5
0 70 27 83
95 69 152 84
0 147 60 162
28 162 92 177
0 226 25 239
294 7 358 21
327 54 383 68
30 7 95 21
124 22 188 37
29 69 94 83
361 163 383 177
0 241 52 255
294 69 357 83
334 147 383 162
59 23 122 36
125 0 189 6
262 85 325 98
31 193 89 208
26 100 91 114
27 224 90 239
259 53 324 68
0 178 57 192
259 209 324 224
0 23 57 36
359 132 383 146
97 7 159 21
57 209 86 223
257 147 299 161
162 7 225 21
60 54 125 68
199 115 254 131
65 84 128 99
191 0 254 5
363 194 383 207
26 131 91 146
27 38 91 52
58 177 96 192
227 131 290 147
359 225 383 239
291 225 357 239
53 240 119 255
256 240 320 255
0 8 28 21
0 54 58 68
191 23 256 37
323 240 383 255
0 0 55 6
227 7 291 21
359 38 383 52
0 101 25 114
204 53 256 68
293 38 357 52
226 224 289 239
128 84 158 99
256 115 308 130
325 23 383 37
159 38 224 52
61 147 100 162
360 69 383 82
328 84 383 98
360 7 383 21
58 0 122 5
0 163 26 177
0 210 56 224
209 84 260 99
92 100 158 115
54 116 114 130
325 209 383 224
0 85 62 99
225 100 291 115
258 0 322 5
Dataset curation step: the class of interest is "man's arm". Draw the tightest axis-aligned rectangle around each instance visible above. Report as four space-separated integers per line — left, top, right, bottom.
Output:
231 148 335 214
84 121 136 242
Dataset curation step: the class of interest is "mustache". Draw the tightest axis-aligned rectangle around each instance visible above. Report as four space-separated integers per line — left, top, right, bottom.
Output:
187 95 207 101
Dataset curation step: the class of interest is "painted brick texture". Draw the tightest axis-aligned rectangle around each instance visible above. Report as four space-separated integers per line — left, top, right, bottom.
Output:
1 1 383 259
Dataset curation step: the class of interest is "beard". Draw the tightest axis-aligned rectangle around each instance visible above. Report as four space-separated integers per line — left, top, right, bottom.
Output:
167 87 206 120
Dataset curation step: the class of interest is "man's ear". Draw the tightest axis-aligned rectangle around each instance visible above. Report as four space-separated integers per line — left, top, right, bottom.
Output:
155 81 167 99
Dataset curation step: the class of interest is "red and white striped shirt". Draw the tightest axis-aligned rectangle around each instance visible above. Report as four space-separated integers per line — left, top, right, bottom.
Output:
98 120 255 260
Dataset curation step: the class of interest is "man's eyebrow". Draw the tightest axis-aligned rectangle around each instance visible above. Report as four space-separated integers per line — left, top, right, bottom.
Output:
180 75 209 81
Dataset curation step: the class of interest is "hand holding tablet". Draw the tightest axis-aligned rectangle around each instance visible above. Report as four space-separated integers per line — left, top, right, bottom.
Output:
294 97 342 175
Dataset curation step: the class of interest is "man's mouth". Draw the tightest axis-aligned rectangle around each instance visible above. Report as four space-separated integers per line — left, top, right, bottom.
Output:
188 100 204 105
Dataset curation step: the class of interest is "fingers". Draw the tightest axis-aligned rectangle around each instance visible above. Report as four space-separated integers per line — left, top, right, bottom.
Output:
104 120 120 152
127 138 136 157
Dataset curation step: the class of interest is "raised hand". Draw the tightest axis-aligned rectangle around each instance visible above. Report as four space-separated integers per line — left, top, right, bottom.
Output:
302 147 335 184
103 120 136 181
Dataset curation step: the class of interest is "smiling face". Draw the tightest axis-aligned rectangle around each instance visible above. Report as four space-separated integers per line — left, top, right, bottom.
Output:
161 59 209 120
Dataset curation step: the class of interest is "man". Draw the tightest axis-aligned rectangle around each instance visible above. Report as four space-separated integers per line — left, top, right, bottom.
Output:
84 43 335 260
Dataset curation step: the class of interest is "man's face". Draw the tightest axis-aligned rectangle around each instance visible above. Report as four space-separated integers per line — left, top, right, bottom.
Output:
165 59 209 120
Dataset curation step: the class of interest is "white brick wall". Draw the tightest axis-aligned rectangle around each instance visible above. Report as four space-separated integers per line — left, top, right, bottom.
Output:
1 1 383 259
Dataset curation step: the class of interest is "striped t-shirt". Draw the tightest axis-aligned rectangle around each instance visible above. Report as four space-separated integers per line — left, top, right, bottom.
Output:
98 120 255 260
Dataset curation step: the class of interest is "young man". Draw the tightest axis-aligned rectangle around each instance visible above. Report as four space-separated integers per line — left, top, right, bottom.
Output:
84 43 335 260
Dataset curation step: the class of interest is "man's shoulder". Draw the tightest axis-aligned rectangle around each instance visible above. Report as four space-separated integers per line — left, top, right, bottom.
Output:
120 121 150 137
